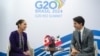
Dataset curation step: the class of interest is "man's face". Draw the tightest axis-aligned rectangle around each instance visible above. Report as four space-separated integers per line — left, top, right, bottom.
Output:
73 21 82 30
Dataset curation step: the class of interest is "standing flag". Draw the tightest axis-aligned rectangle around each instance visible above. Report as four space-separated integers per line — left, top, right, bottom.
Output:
44 35 62 47
55 35 62 46
44 35 51 46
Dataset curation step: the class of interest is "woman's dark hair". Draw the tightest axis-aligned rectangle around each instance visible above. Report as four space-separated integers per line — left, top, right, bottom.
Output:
73 16 85 26
16 19 25 28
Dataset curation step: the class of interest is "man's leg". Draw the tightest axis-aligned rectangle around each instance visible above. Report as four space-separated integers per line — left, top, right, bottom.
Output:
76 53 93 56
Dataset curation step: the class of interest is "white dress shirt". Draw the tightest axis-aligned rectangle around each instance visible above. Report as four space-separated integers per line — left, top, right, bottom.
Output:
79 27 84 41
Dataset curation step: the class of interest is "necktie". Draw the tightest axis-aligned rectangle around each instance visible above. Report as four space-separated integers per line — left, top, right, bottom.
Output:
78 31 82 45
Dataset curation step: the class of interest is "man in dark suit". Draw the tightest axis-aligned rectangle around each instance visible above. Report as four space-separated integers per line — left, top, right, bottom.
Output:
71 16 95 56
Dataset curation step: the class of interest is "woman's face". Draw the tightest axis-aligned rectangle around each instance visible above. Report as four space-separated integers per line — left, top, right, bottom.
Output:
19 21 27 31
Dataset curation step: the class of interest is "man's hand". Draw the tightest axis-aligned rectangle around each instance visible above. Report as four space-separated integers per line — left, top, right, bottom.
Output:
71 48 80 56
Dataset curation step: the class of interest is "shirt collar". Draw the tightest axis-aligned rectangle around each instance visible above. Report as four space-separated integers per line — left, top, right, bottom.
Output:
80 27 84 33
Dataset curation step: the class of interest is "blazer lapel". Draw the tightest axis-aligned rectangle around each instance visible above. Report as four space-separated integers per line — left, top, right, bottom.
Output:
82 31 85 42
75 31 82 47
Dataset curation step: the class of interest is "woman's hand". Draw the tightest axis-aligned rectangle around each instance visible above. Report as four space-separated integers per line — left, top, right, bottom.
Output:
23 50 31 56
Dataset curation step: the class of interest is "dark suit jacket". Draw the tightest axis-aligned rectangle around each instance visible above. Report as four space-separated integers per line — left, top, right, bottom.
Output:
9 30 28 56
71 27 95 56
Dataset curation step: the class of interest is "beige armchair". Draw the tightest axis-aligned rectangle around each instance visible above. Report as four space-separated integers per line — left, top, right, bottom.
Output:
27 42 34 56
94 41 98 56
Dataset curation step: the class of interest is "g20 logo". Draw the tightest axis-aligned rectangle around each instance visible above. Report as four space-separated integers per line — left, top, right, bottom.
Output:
35 1 58 9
